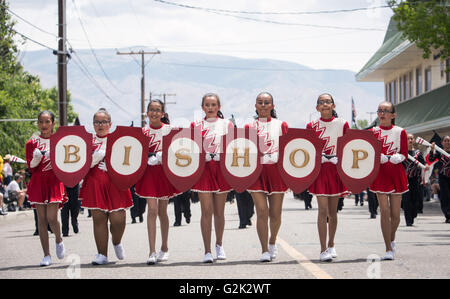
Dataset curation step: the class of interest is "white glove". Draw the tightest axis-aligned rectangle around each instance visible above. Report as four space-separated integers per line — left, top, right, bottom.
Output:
98 161 107 172
262 153 278 164
212 154 220 161
44 150 50 159
156 151 163 164
205 153 212 162
380 154 389 164
329 156 338 165
30 148 43 168
148 155 159 166
390 153 406 164
91 149 106 168
321 155 329 164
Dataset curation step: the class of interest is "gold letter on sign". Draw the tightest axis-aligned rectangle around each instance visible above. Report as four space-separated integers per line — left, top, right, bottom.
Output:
175 148 192 167
64 145 80 163
289 148 309 168
352 149 368 169
123 146 131 166
231 147 250 167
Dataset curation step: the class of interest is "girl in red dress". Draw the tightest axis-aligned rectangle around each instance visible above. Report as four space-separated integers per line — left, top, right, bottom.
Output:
26 110 67 266
306 93 349 262
191 93 233 263
370 101 408 260
246 92 289 262
134 100 180 265
79 108 133 265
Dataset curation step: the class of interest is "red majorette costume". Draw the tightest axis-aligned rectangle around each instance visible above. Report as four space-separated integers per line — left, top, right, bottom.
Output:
135 124 181 200
79 135 133 212
246 118 289 195
26 135 67 208
190 117 233 193
370 125 409 194
307 117 349 197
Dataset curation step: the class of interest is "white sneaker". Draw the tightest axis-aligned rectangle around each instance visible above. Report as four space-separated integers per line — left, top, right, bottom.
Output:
215 244 226 260
40 255 52 267
383 251 395 260
92 253 109 265
147 252 157 265
268 244 278 259
320 250 332 262
260 252 271 262
56 241 65 260
203 252 214 263
114 243 125 260
326 247 337 258
157 250 169 262
391 241 396 253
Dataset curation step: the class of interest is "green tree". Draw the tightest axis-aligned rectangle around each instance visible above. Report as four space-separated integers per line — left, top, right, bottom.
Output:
0 0 77 162
388 0 450 62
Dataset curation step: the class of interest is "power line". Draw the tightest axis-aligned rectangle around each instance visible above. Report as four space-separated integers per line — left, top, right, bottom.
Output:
154 0 392 15
71 0 130 95
11 29 57 51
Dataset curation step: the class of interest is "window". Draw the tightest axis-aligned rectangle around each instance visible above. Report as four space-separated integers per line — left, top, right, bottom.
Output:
399 76 403 101
425 67 431 92
446 59 450 83
416 67 422 95
403 73 411 100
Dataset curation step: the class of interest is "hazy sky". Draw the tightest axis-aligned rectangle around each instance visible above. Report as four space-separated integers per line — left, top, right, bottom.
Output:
10 0 393 72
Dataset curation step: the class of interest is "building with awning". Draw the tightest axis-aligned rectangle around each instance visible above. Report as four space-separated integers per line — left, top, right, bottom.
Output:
356 17 450 141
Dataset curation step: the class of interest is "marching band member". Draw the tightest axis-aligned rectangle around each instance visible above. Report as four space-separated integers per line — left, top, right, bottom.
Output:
307 93 349 262
429 136 450 223
79 108 133 265
246 92 289 262
135 100 180 265
370 101 409 260
26 110 67 267
402 133 427 226
191 93 233 263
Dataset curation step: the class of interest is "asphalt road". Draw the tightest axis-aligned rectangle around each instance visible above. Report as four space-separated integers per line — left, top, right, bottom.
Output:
1 194 449 280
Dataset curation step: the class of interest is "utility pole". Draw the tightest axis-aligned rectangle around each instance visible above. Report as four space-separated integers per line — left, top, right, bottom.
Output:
149 92 177 109
57 0 68 126
116 50 161 127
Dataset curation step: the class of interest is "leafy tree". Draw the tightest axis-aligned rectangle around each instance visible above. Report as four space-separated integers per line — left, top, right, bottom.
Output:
388 0 450 62
0 0 77 162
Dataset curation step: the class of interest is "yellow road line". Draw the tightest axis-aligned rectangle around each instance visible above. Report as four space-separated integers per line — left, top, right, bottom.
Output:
277 237 333 279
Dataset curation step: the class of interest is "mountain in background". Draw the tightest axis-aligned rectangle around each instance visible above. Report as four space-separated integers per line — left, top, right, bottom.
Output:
20 48 383 132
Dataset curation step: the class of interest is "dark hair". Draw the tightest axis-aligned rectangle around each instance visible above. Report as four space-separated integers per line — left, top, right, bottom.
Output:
147 100 170 124
93 107 111 122
317 93 338 118
38 110 56 123
255 92 277 119
379 101 396 125
202 93 224 119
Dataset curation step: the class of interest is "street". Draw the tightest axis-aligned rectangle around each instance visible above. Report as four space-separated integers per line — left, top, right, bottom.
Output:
0 194 449 279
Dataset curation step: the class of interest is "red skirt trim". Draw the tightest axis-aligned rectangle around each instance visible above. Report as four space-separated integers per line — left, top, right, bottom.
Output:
135 164 181 200
79 166 133 212
308 163 349 197
370 162 409 194
191 161 232 193
247 163 289 195
26 170 67 209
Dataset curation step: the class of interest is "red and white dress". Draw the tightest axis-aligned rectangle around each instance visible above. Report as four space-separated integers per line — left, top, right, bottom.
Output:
190 117 233 193
26 135 67 208
307 117 349 197
135 124 181 200
246 118 289 195
79 134 133 212
370 125 409 194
